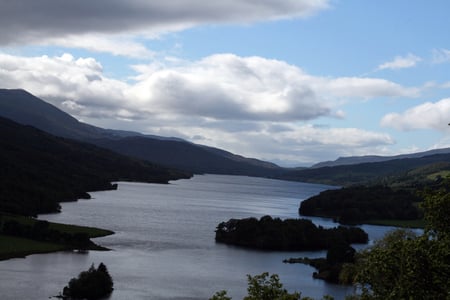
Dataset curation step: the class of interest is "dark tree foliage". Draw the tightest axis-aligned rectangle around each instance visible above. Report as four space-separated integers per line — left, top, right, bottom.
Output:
352 179 450 299
215 216 368 251
0 116 191 216
299 186 422 224
62 263 113 300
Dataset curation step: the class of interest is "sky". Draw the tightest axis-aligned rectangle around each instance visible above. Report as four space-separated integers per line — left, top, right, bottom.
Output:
1 0 450 167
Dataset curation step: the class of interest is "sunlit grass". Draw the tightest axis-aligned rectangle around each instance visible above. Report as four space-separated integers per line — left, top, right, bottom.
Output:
1 214 114 238
0 214 114 260
0 234 67 260
366 219 425 229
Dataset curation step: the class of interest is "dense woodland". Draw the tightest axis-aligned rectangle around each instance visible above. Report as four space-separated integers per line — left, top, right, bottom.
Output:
299 186 423 224
0 116 191 216
215 216 368 251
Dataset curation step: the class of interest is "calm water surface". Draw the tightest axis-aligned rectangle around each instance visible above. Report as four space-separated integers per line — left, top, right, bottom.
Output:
0 175 400 300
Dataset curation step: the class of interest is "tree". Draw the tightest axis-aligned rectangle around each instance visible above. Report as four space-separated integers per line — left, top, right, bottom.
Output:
352 183 450 300
62 262 113 300
209 272 332 300
210 290 232 300
244 272 301 300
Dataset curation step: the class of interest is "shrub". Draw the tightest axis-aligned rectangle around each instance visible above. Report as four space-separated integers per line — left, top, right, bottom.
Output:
62 262 113 300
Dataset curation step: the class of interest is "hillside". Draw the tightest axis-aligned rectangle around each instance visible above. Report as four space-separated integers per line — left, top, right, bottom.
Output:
312 148 450 168
0 116 191 216
278 153 450 186
93 136 282 176
0 89 284 177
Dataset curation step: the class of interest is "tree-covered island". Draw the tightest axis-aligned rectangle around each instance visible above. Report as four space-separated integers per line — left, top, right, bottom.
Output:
215 215 368 251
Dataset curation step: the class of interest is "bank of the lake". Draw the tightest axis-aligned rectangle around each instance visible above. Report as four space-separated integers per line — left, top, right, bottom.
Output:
0 214 114 260
0 175 416 300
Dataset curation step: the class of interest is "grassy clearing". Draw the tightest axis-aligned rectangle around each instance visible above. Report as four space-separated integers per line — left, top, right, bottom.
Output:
0 214 114 260
0 234 67 260
366 219 425 229
427 170 450 180
1 214 114 238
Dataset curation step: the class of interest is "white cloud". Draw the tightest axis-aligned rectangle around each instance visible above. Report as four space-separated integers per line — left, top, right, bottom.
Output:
324 77 420 98
432 48 450 64
377 53 422 70
49 34 155 58
0 0 330 57
1 52 415 164
381 98 450 131
134 122 395 166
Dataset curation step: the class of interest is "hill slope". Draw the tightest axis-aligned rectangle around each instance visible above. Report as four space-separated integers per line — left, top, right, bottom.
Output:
278 154 450 186
0 116 191 216
312 148 450 168
0 89 283 176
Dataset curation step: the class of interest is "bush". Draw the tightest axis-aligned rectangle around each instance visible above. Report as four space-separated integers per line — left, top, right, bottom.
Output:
62 263 113 300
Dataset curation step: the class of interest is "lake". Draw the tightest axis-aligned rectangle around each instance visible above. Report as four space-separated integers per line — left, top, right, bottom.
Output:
0 175 401 299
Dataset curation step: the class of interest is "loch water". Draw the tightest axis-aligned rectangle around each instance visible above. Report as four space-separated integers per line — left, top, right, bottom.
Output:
0 175 401 299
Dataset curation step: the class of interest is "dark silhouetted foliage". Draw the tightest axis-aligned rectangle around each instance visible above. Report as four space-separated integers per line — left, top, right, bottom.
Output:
299 186 422 224
215 216 368 251
351 179 450 299
62 263 113 300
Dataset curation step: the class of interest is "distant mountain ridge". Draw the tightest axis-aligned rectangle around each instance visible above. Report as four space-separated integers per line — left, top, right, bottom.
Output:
280 153 450 186
0 89 283 176
312 148 450 168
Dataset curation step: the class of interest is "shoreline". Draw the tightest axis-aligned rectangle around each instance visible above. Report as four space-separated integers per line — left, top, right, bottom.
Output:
0 216 114 261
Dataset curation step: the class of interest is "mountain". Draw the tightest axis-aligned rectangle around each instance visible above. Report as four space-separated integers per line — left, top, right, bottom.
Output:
0 89 283 176
93 136 281 176
312 148 450 168
0 116 190 216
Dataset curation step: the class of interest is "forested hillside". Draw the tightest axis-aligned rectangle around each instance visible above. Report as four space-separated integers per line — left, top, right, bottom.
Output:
0 117 191 216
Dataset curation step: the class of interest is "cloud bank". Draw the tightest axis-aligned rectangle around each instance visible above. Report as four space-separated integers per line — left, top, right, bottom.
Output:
1 52 416 164
381 98 450 131
0 0 330 56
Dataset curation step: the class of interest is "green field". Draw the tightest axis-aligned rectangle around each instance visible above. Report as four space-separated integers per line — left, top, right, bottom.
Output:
0 214 114 260
365 218 425 229
0 234 67 260
1 214 114 238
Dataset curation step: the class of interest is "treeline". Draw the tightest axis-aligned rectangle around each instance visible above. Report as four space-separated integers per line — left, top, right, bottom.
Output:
0 116 191 216
215 215 368 251
299 186 422 224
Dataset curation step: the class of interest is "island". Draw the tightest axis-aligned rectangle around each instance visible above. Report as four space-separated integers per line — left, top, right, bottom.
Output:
215 215 368 251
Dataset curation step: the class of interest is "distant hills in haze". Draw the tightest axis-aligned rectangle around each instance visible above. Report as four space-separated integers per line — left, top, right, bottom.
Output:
1 88 450 187
311 148 450 168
